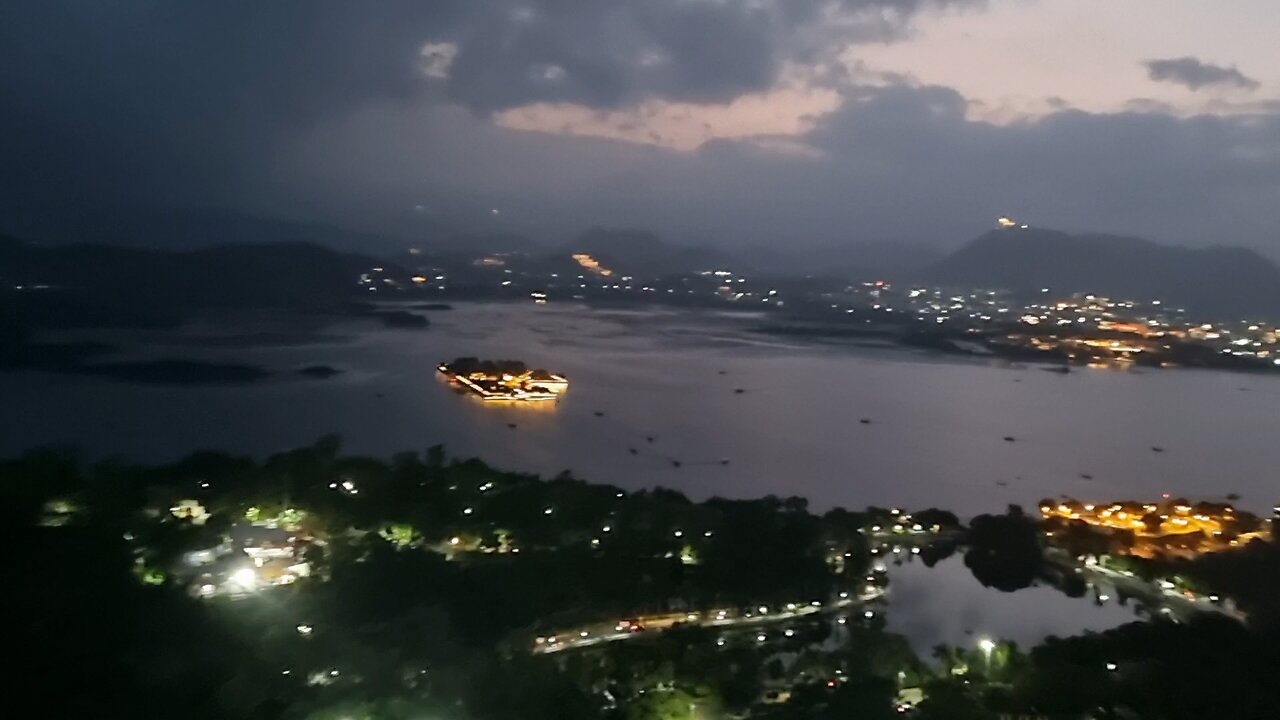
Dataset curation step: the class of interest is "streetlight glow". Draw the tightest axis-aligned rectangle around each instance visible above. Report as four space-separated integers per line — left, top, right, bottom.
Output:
231 567 257 589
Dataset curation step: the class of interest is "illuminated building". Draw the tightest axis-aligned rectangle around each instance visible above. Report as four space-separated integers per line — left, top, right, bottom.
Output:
571 253 614 277
438 357 569 402
1040 498 1271 557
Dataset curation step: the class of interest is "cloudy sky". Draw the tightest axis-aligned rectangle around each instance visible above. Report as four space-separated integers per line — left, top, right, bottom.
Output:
2 0 1279 254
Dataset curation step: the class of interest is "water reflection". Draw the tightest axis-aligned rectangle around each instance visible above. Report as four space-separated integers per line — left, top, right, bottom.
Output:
883 554 1139 654
2 302 1277 517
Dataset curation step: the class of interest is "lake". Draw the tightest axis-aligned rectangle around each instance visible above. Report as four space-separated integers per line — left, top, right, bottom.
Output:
5 301 1279 518
883 553 1143 654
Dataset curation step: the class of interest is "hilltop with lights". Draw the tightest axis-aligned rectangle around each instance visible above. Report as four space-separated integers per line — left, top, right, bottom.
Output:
930 219 1280 319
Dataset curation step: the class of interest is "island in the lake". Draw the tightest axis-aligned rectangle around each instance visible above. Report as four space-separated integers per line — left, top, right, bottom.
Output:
438 356 569 401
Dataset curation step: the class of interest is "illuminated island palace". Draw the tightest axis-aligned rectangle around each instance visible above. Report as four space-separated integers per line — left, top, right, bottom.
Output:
437 357 569 402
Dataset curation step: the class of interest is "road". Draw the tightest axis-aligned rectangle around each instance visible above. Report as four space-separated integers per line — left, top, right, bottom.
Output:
533 589 884 654
1080 561 1246 623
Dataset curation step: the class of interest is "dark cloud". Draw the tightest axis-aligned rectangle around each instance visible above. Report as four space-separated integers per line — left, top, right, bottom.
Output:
1144 57 1260 92
1123 98 1177 114
275 81 1280 255
0 1 461 219
1 1 1279 261
439 1 977 113
0 0 978 223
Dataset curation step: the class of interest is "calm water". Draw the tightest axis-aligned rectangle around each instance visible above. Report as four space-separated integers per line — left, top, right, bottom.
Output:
884 555 1141 653
5 301 1279 517
9 300 1271 646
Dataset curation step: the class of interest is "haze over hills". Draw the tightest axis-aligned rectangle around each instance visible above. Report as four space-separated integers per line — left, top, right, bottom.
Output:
2 207 402 253
738 240 944 279
0 235 390 328
9 205 1280 320
558 228 735 277
930 226 1280 319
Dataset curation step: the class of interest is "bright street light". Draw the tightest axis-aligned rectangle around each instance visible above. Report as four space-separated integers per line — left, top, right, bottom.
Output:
231 567 256 590
978 638 996 674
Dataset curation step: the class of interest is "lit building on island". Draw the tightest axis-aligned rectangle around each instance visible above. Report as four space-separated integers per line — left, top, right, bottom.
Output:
438 357 568 402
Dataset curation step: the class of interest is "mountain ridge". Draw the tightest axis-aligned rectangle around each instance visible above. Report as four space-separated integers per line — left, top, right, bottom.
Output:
930 226 1280 318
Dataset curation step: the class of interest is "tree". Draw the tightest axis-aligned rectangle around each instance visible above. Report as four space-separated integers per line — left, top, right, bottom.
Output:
623 687 701 720
931 645 967 676
379 522 419 548
824 676 898 720
914 678 992 720
913 508 961 529
965 507 1043 592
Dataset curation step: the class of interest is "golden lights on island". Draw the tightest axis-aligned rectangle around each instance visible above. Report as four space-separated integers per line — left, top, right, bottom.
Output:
438 357 568 402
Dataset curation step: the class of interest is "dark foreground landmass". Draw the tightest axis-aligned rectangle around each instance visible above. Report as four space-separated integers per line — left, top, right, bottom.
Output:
0 337 275 385
1 326 344 386
5 438 1278 720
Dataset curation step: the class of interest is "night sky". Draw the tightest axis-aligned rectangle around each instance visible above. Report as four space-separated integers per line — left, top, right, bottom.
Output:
3 0 1278 254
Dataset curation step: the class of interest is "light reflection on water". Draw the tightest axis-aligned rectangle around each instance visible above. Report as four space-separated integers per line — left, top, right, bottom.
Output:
883 555 1142 653
3 301 1278 518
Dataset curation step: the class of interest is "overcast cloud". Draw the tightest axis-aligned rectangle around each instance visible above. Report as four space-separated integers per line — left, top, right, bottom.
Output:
1 0 1278 256
1145 57 1261 92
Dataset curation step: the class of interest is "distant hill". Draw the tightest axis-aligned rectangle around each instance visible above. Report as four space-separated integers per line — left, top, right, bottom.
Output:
4 206 547 259
930 227 1280 318
425 232 545 256
0 237 392 328
5 207 401 253
556 228 734 277
739 240 943 279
